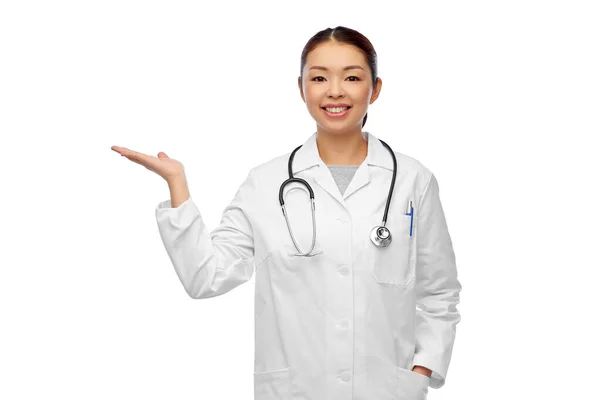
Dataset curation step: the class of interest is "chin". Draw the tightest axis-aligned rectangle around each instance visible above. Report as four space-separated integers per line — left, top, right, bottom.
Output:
318 121 361 133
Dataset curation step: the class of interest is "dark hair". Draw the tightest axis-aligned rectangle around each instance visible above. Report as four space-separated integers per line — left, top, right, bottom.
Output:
300 26 378 128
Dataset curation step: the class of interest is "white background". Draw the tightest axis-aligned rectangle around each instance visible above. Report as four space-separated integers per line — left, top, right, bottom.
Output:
1 1 599 399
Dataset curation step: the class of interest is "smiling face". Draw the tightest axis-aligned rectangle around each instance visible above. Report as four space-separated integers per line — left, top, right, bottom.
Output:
298 41 382 137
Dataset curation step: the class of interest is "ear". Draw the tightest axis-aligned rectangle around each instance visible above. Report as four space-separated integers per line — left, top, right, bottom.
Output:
369 77 383 104
298 76 305 103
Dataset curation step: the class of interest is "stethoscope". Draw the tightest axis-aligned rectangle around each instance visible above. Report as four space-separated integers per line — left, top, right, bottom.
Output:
278 138 397 256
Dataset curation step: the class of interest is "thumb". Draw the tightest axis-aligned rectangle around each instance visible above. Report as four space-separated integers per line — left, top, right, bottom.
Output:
157 152 169 159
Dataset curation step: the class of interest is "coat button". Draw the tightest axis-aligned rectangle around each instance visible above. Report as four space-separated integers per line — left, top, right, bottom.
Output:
336 320 350 329
338 266 349 276
339 371 351 382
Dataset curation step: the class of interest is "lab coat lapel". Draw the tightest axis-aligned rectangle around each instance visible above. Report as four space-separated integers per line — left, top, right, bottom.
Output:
314 160 345 206
291 131 394 208
340 131 373 200
291 133 346 207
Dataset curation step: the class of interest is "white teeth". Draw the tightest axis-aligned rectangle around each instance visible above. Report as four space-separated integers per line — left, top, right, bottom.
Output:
325 107 349 113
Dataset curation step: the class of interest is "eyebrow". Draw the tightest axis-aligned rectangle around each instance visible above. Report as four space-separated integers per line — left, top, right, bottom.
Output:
308 65 365 72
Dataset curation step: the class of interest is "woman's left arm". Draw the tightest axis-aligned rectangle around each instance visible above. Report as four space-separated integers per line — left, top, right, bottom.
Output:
411 172 463 388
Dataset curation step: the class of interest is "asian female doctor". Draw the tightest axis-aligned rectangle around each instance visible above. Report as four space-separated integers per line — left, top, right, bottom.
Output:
111 26 462 400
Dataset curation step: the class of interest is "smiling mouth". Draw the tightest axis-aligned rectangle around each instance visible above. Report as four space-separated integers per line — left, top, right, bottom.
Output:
321 106 352 113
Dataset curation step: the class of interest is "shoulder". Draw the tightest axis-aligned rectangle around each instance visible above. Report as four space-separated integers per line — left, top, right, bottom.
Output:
245 142 437 190
369 131 433 185
391 149 434 189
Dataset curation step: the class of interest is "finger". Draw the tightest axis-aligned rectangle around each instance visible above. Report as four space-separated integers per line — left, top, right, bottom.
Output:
111 145 127 155
157 152 169 159
113 146 161 172
111 146 137 157
126 150 151 165
117 148 152 166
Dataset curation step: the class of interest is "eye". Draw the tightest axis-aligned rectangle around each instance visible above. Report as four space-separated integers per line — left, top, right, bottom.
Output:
311 76 361 82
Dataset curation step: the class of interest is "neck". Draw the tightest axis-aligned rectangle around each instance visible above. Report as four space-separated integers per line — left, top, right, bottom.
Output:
316 129 368 166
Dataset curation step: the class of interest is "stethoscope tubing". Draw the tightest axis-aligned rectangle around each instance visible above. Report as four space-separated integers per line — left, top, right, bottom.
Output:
280 138 397 255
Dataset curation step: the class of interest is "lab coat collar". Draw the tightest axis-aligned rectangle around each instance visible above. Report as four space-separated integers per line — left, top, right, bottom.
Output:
290 131 395 205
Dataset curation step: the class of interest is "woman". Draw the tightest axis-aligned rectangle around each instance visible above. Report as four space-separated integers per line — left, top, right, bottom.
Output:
112 26 461 400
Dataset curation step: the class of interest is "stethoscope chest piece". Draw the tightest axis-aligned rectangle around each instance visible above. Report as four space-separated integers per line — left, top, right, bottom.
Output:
370 225 392 247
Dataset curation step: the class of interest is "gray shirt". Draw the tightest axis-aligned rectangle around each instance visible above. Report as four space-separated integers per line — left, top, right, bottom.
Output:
327 165 360 196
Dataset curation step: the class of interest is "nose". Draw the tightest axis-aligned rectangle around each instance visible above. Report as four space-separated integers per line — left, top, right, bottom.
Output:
327 80 345 98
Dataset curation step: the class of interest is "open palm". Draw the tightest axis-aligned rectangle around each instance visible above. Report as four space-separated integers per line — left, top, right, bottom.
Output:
111 146 185 181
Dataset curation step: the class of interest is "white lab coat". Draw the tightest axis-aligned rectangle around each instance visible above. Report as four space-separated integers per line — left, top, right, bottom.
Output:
155 131 461 400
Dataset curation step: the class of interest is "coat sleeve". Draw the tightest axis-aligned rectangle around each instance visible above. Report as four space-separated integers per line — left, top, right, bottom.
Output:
154 169 258 299
411 172 462 389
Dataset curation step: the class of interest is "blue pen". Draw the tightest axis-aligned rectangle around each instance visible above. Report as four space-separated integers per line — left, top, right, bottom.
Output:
405 201 414 237
410 205 414 236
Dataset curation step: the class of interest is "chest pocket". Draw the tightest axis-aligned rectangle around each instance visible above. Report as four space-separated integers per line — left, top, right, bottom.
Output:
369 206 416 286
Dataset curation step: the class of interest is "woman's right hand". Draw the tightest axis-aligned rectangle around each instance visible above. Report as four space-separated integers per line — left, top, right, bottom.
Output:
111 146 185 183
